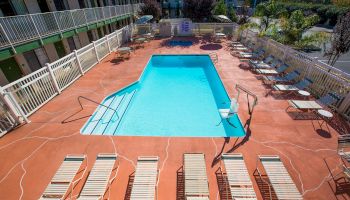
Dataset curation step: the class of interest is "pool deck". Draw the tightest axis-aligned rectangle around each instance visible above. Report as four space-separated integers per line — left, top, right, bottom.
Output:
0 37 349 200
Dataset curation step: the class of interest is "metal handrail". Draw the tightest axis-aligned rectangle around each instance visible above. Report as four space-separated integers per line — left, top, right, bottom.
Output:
77 96 119 119
235 84 258 115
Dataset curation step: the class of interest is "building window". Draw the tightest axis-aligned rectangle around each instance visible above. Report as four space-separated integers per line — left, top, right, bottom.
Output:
53 0 69 11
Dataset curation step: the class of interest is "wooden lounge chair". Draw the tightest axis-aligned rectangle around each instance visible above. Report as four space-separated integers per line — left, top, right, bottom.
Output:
130 156 159 200
221 153 257 199
41 155 86 199
78 153 118 199
255 155 303 200
184 153 209 199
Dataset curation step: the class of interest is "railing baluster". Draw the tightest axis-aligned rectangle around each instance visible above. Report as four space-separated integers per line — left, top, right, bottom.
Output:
53 12 63 38
0 23 16 53
29 14 43 45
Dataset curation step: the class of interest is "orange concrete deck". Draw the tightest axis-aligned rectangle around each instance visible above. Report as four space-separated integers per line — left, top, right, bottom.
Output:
0 37 349 200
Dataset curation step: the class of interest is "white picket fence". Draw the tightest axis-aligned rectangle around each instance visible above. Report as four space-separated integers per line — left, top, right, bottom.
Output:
0 3 141 51
241 29 350 119
0 24 133 136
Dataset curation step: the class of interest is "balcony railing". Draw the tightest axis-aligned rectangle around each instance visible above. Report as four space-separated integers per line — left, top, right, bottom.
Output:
0 4 142 51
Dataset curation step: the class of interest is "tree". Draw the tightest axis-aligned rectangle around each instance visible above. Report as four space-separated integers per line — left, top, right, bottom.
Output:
255 0 287 31
213 0 227 16
183 0 214 22
272 10 326 49
227 6 238 22
138 0 161 21
325 12 350 66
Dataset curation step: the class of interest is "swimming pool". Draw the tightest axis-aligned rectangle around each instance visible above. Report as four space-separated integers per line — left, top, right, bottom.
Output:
81 55 245 137
168 41 193 47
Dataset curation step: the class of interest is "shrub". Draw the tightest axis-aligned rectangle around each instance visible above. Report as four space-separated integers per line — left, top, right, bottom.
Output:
274 1 350 26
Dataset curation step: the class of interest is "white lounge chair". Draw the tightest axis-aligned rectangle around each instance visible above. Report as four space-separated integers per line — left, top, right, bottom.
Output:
263 70 300 84
78 153 118 199
255 64 289 75
338 134 350 163
286 93 339 119
271 79 312 97
221 153 257 199
41 155 86 199
239 49 265 59
184 153 209 199
249 56 280 69
130 156 159 200
257 155 303 200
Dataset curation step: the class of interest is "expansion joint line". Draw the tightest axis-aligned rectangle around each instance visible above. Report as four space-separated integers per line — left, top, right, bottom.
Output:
157 138 171 199
250 137 339 196
108 136 136 168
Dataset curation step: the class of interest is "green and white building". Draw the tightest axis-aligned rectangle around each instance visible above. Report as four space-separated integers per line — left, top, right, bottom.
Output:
0 0 141 85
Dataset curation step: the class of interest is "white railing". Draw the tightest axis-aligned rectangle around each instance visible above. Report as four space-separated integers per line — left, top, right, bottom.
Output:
0 4 141 51
192 23 238 36
133 23 239 37
0 24 133 134
0 98 18 137
241 29 350 119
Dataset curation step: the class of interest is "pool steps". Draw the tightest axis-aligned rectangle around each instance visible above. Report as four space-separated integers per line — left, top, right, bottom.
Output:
106 90 136 135
82 90 136 135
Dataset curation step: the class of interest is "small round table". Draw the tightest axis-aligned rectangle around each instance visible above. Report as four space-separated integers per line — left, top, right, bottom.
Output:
135 38 146 48
315 109 333 132
298 90 310 99
215 33 226 37
116 47 131 58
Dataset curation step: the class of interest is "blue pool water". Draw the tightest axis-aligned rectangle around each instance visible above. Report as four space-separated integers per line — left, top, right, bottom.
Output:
168 41 193 47
81 55 245 137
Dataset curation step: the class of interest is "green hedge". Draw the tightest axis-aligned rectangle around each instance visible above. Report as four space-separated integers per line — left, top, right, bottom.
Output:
275 2 350 26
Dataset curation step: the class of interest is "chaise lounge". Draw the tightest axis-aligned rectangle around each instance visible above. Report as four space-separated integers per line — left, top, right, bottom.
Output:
221 153 257 199
41 155 86 199
130 156 159 200
184 153 210 199
255 155 303 200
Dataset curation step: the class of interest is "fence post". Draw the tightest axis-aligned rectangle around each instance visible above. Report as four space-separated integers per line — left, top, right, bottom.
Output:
338 92 350 114
106 35 112 52
93 41 100 63
0 87 29 123
46 63 61 94
74 50 84 75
